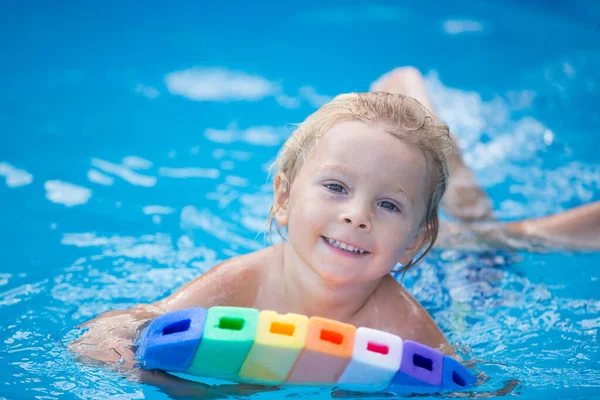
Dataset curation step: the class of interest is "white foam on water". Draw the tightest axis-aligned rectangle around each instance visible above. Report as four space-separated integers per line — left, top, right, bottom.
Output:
91 158 157 187
87 169 114 186
422 70 600 218
299 86 332 107
122 156 153 170
134 83 159 99
205 123 289 147
225 175 249 187
142 205 175 215
164 66 330 110
165 67 277 101
0 162 33 188
44 180 92 207
180 206 261 250
158 167 220 179
443 19 486 35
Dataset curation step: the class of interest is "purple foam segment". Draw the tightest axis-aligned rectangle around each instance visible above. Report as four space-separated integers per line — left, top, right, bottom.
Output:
135 308 207 372
390 341 444 388
441 356 477 390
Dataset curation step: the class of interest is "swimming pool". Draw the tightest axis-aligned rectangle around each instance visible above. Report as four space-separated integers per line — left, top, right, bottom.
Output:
1 1 599 398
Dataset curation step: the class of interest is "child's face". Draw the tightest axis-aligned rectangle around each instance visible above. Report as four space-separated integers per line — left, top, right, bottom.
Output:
274 120 429 286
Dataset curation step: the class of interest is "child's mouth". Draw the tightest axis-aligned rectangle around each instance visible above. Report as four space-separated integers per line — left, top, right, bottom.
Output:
322 236 369 256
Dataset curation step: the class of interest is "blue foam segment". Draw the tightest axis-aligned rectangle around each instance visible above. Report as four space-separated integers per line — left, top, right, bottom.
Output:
441 356 477 390
136 307 207 372
385 371 439 394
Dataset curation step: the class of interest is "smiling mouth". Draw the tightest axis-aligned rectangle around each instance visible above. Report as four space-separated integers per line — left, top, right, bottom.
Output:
322 236 369 255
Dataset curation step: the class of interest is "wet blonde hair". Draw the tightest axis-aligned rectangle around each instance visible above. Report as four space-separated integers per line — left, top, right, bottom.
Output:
268 92 454 272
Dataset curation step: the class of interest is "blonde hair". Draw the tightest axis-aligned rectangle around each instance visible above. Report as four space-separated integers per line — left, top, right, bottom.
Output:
268 92 454 272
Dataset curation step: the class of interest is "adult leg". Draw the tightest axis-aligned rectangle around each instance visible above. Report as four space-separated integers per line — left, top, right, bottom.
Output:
370 67 493 221
437 201 600 252
503 201 600 251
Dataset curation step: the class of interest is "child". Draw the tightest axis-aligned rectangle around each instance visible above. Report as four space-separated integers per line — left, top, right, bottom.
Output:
70 68 600 384
70 91 456 371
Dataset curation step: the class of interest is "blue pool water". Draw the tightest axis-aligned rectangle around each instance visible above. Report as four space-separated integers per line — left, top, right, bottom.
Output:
1 1 599 398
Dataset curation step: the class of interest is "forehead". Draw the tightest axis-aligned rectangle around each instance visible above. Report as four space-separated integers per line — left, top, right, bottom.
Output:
305 120 428 197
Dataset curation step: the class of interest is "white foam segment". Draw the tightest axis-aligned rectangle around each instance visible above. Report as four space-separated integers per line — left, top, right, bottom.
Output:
337 327 403 392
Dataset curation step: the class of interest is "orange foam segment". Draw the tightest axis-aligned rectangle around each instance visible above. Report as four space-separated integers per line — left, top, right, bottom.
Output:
305 317 355 357
286 317 356 384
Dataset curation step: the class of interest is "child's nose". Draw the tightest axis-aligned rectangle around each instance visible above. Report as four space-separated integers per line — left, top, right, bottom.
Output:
343 217 369 230
340 208 371 231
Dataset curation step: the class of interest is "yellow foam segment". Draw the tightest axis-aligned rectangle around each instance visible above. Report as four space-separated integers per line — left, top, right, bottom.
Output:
237 310 309 385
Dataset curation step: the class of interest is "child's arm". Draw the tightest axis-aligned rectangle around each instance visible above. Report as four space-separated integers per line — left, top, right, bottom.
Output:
69 257 258 366
68 254 271 396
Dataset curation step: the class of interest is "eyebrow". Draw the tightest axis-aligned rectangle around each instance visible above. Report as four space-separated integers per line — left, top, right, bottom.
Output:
317 164 415 206
318 164 361 177
391 183 415 206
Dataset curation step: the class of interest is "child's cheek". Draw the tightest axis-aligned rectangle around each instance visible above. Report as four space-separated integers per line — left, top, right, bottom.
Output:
301 197 328 232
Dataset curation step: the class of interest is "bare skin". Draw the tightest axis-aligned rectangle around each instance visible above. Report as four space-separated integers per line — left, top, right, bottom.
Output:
437 201 600 252
504 201 600 250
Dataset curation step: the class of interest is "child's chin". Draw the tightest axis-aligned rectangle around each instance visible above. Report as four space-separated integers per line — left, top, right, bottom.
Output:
314 265 357 286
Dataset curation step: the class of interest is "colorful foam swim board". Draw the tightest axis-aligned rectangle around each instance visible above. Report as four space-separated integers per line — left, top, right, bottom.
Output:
135 307 476 393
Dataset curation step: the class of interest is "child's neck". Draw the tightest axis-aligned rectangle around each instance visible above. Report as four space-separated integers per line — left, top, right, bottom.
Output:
273 242 382 323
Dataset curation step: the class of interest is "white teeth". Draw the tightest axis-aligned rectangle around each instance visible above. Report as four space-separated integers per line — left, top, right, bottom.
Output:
325 237 365 254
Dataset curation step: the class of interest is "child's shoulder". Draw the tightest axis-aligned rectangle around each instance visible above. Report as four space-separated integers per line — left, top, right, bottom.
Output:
359 275 450 353
161 245 280 310
208 243 282 277
203 245 281 294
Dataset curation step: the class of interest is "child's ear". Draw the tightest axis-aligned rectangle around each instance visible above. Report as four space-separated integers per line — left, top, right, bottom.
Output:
399 224 430 265
273 173 290 227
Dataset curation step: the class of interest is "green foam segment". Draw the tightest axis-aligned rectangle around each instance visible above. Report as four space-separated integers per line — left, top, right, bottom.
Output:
186 306 259 379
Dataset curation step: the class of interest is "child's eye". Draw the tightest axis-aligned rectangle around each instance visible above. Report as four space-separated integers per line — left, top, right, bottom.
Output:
324 183 347 194
378 200 400 212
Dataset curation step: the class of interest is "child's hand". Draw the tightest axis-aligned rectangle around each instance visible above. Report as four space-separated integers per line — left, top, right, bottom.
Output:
69 304 164 368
